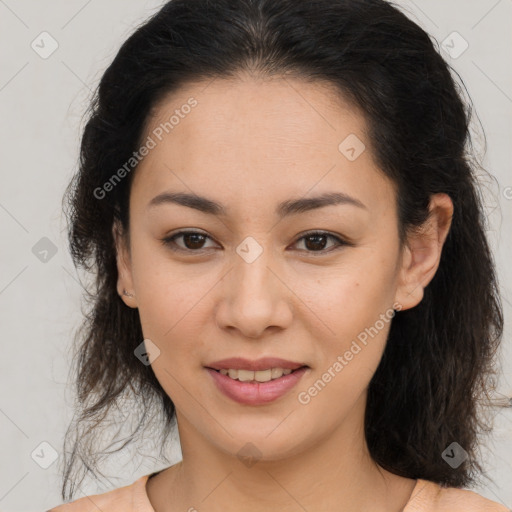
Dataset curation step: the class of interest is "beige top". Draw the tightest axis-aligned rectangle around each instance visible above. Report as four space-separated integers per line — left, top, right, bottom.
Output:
48 473 510 512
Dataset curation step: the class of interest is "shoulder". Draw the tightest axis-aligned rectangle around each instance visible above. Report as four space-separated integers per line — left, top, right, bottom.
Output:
405 479 510 512
47 474 154 512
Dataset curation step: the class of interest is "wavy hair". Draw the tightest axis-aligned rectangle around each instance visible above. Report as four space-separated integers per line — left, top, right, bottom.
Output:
60 0 504 501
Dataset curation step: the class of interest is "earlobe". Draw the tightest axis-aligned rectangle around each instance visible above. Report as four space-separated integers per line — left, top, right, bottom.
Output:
394 193 453 311
112 221 137 308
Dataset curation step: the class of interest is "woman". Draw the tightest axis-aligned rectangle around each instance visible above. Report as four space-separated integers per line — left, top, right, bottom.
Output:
48 0 509 510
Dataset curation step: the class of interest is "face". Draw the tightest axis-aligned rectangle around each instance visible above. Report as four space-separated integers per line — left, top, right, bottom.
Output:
114 74 451 462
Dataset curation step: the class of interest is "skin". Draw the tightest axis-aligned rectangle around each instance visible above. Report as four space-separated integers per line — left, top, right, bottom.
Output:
114 72 453 512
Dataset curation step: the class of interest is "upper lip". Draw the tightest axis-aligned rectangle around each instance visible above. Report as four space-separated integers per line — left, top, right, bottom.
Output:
206 357 308 371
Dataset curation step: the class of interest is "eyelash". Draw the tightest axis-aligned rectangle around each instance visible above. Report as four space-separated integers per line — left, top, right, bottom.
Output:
160 229 352 255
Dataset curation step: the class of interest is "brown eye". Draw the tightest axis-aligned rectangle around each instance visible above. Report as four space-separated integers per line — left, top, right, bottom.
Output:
161 231 217 252
180 232 207 250
293 231 347 253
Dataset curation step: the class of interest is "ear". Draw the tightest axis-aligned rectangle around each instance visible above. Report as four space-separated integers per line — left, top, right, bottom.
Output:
394 193 453 311
112 220 138 308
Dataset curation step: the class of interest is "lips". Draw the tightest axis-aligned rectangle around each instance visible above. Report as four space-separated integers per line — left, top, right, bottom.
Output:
204 356 310 404
205 356 307 372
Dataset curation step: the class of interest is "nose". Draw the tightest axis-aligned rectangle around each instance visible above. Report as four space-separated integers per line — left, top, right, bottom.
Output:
214 250 293 339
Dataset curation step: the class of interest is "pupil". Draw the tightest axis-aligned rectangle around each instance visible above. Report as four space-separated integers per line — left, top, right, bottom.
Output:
184 233 205 249
305 234 327 251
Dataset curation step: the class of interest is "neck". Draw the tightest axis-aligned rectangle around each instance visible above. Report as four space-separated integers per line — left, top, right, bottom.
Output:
148 396 416 512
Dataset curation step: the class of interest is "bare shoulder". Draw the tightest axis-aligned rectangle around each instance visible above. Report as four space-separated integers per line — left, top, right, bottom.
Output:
437 485 510 512
406 479 510 512
46 475 152 512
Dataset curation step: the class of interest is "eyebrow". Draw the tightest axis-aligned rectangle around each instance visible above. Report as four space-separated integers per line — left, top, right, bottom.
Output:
146 191 367 217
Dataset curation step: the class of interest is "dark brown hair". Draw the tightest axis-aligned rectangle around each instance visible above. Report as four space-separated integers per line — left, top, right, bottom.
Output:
60 0 504 501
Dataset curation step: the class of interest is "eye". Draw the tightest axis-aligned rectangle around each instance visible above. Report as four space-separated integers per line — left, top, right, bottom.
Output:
161 230 217 252
160 229 352 254
291 230 351 253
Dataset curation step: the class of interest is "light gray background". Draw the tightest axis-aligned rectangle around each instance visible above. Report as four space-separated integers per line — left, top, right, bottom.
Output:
0 0 511 510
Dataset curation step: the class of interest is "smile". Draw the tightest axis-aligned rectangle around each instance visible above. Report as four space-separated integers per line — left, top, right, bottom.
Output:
216 367 295 382
205 366 309 405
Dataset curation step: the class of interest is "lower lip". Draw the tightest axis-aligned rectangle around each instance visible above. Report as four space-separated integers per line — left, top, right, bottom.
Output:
205 367 308 405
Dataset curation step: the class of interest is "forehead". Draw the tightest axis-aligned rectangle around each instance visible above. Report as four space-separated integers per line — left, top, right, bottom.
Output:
131 75 395 220
144 74 365 156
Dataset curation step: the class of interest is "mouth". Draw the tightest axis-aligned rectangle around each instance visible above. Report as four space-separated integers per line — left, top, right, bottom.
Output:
204 358 310 405
206 366 309 383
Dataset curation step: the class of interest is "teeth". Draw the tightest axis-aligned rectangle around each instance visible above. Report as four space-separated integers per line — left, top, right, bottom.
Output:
218 367 294 382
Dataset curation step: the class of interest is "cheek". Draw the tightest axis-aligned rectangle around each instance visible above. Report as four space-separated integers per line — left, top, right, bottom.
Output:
129 243 213 346
298 254 398 382
302 255 397 335
136 274 210 345
295 275 394 419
